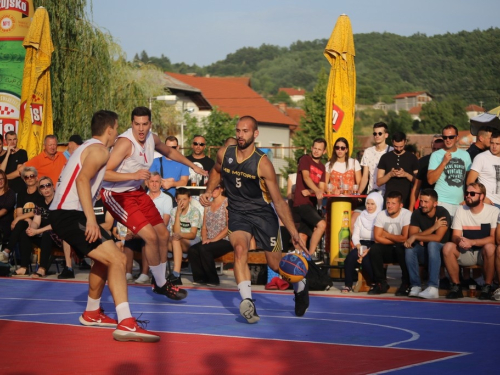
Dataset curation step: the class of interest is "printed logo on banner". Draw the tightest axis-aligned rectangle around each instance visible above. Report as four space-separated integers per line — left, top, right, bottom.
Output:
20 93 44 126
331 104 344 132
0 0 30 17
0 92 20 137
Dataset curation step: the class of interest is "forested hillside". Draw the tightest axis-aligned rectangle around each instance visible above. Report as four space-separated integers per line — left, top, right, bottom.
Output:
135 28 500 109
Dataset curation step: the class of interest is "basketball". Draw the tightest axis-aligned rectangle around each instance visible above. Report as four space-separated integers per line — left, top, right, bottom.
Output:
278 252 309 283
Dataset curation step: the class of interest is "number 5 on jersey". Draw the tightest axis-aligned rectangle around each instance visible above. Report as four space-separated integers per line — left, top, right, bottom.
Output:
236 177 241 188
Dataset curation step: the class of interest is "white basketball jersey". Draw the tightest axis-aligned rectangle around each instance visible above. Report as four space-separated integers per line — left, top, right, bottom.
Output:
102 128 155 193
50 138 106 211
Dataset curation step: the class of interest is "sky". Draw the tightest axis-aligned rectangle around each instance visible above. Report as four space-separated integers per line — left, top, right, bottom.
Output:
88 0 500 67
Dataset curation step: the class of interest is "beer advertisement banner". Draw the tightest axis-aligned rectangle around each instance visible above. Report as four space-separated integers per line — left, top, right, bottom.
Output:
0 0 33 139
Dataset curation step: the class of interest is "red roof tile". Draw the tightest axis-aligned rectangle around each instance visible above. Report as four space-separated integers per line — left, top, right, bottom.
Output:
278 88 305 96
167 73 297 127
393 91 430 99
408 106 422 115
465 104 485 112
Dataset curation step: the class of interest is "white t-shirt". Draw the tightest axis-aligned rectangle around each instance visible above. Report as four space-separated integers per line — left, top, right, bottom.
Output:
452 204 499 244
374 208 412 235
360 145 392 193
325 158 361 174
471 150 500 205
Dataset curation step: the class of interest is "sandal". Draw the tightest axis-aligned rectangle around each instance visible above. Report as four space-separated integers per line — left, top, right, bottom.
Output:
341 286 353 294
31 272 46 279
11 268 30 277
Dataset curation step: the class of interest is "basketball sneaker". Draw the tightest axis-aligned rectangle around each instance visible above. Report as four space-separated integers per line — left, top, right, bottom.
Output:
294 281 309 317
239 298 260 324
152 278 188 300
79 307 117 327
112 317 160 343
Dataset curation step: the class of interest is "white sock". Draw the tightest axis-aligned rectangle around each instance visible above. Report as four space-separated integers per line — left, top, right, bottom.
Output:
150 263 167 287
238 280 252 300
115 302 132 323
86 296 101 311
293 279 306 293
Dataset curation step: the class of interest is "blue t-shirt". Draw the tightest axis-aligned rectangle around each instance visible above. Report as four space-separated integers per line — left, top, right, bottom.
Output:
149 157 189 197
428 148 471 205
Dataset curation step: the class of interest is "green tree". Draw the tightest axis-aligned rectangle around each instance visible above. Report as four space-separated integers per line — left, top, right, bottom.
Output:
268 90 293 106
383 109 413 135
418 98 469 133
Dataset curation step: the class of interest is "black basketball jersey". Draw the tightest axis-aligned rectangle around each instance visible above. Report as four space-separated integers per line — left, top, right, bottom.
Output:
221 145 272 212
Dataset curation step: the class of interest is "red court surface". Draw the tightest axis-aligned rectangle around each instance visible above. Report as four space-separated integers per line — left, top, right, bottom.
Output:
3 320 459 375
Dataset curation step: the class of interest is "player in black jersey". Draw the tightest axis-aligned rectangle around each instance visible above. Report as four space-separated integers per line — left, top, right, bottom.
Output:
200 116 308 323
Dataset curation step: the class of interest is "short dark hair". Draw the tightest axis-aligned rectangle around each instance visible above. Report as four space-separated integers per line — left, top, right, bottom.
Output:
442 124 458 135
165 135 178 144
5 131 16 138
238 115 258 131
91 110 118 136
373 122 388 131
490 131 500 140
420 188 438 201
392 131 406 142
386 191 402 202
44 134 57 143
478 125 494 137
313 137 327 149
176 187 191 198
131 106 151 121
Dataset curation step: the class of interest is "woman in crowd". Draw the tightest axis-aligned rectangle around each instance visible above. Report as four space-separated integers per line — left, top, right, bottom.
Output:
324 137 361 194
340 191 384 293
0 170 16 253
188 182 232 286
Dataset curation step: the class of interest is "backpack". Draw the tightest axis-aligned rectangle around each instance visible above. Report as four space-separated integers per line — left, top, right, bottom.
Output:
306 260 333 291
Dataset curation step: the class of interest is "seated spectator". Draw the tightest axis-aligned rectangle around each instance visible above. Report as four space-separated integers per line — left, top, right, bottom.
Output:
188 183 233 286
0 170 16 261
167 188 201 285
341 191 383 293
324 137 361 194
367 191 412 295
404 189 451 299
443 182 499 300
4 166 44 273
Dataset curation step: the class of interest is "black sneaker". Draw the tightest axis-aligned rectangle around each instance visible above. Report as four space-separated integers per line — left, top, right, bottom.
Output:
367 282 389 295
294 281 309 317
478 284 492 300
446 283 464 299
395 284 410 296
239 298 260 323
57 266 75 279
152 279 187 300
439 277 451 290
78 259 91 270
167 273 183 286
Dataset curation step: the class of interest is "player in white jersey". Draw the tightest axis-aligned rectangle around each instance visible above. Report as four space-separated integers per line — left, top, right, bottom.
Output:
101 106 206 300
49 110 160 342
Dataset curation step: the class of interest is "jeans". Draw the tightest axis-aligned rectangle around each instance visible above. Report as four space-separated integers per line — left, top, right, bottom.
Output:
405 242 443 288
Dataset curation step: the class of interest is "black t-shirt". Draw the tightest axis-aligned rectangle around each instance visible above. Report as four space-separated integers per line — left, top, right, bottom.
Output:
16 189 44 215
0 149 28 194
187 155 214 184
378 151 419 208
34 198 51 228
416 154 433 190
0 189 16 234
409 206 452 244
466 143 485 162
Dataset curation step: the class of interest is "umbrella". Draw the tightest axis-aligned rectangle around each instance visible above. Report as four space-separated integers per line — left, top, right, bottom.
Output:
18 6 54 160
470 106 500 136
323 14 356 158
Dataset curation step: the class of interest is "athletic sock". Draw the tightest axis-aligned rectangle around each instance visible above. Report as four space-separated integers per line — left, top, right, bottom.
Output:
293 279 306 293
116 302 132 323
150 263 167 287
238 280 252 300
173 271 180 278
86 296 101 312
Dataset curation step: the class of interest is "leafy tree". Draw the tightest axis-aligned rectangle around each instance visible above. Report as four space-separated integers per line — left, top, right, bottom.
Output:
418 98 468 133
383 109 413 135
268 91 293 106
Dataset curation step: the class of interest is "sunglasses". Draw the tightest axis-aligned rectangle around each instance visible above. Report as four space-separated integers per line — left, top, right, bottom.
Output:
39 183 53 189
335 146 347 151
193 142 206 146
465 191 481 197
441 135 457 140
373 132 384 136
24 174 36 181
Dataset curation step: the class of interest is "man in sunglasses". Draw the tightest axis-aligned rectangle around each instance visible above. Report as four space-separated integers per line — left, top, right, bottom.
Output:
428 124 471 217
442 183 499 300
187 135 214 186
149 136 189 199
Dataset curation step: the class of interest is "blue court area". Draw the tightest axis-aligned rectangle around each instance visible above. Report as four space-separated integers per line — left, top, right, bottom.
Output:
1 278 499 374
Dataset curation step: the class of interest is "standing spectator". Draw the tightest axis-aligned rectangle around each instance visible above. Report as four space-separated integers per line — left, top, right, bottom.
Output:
367 191 412 295
23 135 67 185
443 182 499 299
409 136 444 211
187 135 214 186
404 189 451 299
0 131 28 194
63 134 83 160
149 136 189 199
188 182 233 286
325 137 361 194
377 131 419 209
466 131 500 207
0 170 16 261
359 122 393 195
293 138 327 256
467 125 492 162
428 125 472 217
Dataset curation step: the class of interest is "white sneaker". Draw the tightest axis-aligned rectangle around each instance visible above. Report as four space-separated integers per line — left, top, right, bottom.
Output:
126 273 134 283
418 286 439 299
409 286 422 297
492 288 500 301
135 274 150 284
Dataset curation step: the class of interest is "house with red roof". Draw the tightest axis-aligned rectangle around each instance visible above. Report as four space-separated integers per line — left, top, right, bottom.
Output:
393 91 433 112
278 88 306 103
465 104 485 119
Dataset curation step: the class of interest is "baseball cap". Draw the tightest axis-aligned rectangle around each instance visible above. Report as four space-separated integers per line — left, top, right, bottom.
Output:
69 134 83 145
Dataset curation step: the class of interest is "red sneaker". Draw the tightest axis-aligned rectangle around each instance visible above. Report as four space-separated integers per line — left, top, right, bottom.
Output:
113 317 160 343
79 307 117 327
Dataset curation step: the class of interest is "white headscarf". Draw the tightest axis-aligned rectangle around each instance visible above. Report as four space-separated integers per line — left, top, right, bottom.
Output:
360 191 384 231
